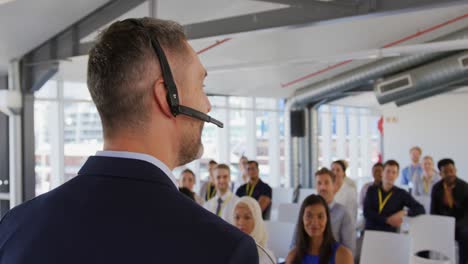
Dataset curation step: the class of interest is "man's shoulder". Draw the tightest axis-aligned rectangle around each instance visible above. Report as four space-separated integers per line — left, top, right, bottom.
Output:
367 184 379 193
259 180 272 190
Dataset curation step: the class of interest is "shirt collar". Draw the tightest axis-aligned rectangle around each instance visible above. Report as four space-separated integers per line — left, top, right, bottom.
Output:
328 200 336 209
216 190 232 200
95 150 177 188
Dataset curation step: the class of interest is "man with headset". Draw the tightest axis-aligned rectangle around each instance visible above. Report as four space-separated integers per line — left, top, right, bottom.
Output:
0 18 258 264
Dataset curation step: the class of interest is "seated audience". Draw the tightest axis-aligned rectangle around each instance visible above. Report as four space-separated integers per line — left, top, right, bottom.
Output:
400 146 423 186
360 162 384 208
413 156 439 197
179 187 195 201
233 196 276 264
199 160 218 201
331 160 358 224
204 164 239 222
364 160 425 233
431 158 468 264
286 194 353 264
236 161 272 219
179 169 204 205
291 168 355 254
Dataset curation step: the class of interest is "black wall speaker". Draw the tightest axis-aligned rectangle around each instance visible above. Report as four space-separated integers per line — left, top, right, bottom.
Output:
290 110 305 137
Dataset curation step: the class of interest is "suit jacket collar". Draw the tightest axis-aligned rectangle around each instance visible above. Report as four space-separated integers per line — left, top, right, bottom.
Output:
78 156 177 190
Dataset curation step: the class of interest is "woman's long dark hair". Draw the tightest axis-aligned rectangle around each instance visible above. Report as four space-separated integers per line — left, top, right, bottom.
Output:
332 160 347 174
293 194 336 264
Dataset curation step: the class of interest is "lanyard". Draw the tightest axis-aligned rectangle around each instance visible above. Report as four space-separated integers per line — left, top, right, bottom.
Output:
423 176 432 194
378 189 393 214
212 193 232 216
246 182 257 197
206 183 216 200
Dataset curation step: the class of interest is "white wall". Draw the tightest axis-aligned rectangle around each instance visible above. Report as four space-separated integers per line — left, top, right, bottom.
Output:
382 89 468 182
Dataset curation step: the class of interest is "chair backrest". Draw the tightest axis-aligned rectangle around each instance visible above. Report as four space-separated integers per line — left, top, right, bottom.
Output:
407 215 456 263
297 188 316 205
264 221 296 259
360 231 411 264
272 187 294 209
277 203 301 224
413 195 431 213
411 255 451 264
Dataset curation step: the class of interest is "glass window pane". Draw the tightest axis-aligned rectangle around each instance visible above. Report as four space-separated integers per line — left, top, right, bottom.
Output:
255 98 276 110
64 102 103 181
230 109 249 164
35 80 58 99
208 96 227 108
228 96 253 109
63 81 92 100
34 101 59 195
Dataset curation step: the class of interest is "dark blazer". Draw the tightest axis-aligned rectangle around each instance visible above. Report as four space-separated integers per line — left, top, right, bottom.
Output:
431 178 468 230
0 156 259 264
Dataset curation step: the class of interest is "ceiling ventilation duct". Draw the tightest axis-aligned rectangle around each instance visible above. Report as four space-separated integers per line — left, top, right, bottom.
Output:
374 51 468 104
288 27 468 108
394 78 468 106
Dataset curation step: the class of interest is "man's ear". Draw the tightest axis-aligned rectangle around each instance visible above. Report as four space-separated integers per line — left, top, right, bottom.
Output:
153 78 173 118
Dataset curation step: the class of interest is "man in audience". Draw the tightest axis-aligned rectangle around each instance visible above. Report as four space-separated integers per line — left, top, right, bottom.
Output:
431 159 468 264
401 146 423 186
200 160 218 201
204 164 239 223
360 162 384 208
316 168 356 253
364 160 425 233
236 161 272 220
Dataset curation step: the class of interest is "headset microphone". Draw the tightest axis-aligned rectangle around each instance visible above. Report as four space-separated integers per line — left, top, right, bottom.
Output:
127 18 224 128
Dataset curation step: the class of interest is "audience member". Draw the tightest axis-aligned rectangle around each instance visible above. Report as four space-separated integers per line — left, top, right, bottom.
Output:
413 156 439 197
236 161 272 220
239 155 249 184
360 162 384 208
233 196 276 264
200 160 218 201
364 160 425 233
179 169 204 205
179 187 195 201
204 164 239 223
291 168 355 254
431 159 468 264
286 194 353 264
401 146 423 186
331 160 358 224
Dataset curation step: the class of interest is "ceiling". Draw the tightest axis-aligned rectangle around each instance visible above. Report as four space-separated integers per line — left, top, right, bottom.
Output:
3 0 468 101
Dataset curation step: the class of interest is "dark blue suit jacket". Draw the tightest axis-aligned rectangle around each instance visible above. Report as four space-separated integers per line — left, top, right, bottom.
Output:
0 156 259 264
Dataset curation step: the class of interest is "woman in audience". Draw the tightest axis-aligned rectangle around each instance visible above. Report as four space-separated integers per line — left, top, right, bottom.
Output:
413 156 439 196
179 169 204 205
286 194 353 264
233 196 276 264
331 160 358 224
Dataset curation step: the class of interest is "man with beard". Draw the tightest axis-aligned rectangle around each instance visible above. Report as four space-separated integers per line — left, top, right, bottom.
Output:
0 18 258 264
431 159 468 264
290 168 355 254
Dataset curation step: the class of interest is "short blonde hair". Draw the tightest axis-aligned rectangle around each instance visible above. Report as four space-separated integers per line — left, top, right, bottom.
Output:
422 156 433 162
410 146 422 154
